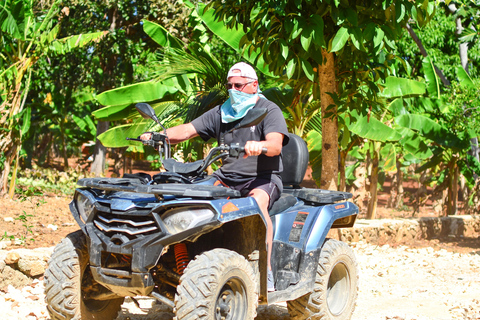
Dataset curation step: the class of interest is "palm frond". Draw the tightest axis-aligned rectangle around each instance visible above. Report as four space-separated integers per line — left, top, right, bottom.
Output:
153 47 227 90
305 113 322 133
184 86 228 122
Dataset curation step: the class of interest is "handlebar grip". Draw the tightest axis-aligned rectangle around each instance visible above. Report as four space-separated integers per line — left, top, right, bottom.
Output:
237 147 268 154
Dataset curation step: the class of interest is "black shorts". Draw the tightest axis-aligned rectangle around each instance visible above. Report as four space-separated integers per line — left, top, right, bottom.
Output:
215 176 281 210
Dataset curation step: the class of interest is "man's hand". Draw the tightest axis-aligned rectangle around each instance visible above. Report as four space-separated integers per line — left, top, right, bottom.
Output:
243 132 284 158
140 132 153 141
243 140 266 158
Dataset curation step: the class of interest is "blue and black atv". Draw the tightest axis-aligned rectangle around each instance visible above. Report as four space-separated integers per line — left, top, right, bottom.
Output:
44 103 359 320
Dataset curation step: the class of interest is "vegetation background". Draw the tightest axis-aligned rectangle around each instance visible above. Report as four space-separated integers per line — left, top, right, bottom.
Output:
1 0 480 246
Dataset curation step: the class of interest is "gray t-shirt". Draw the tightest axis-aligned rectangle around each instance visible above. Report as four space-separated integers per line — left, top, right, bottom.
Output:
191 98 289 189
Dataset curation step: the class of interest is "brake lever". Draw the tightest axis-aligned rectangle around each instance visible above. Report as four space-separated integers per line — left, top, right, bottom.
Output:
126 136 164 148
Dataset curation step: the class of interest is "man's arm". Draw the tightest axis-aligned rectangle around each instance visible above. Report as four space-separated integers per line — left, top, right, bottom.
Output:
165 123 199 144
140 123 199 145
243 132 284 158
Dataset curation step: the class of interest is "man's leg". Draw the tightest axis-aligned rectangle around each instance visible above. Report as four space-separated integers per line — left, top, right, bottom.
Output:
248 188 273 274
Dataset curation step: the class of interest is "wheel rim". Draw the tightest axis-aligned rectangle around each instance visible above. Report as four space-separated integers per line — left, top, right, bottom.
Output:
326 261 350 315
215 277 247 320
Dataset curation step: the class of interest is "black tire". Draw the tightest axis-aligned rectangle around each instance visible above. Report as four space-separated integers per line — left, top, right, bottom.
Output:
44 230 124 320
174 248 259 320
287 239 358 320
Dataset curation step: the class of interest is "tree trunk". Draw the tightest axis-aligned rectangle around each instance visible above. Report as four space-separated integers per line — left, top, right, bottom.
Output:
455 17 469 73
90 121 109 176
366 146 379 219
394 159 404 208
318 50 338 191
446 160 456 216
453 165 459 215
339 150 346 192
60 121 69 171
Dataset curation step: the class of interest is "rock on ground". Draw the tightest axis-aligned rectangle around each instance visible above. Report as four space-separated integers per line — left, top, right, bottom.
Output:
0 242 479 320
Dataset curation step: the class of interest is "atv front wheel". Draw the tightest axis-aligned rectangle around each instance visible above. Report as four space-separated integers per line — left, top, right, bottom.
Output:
174 248 259 320
287 239 358 320
44 230 124 320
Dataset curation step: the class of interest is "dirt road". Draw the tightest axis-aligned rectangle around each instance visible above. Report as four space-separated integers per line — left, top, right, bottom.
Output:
2 242 479 319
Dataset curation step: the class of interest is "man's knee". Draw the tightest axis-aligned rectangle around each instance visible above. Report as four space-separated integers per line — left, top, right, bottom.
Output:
249 188 270 211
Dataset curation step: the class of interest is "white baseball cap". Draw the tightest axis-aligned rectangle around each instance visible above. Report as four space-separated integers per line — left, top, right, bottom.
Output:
227 62 258 80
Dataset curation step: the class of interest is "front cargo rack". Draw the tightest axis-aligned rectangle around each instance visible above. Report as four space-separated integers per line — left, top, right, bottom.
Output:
77 178 241 198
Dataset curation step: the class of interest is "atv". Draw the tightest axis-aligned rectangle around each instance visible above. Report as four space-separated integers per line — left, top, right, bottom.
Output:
44 103 359 320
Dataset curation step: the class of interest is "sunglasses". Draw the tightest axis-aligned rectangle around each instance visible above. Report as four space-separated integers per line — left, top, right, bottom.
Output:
225 80 255 90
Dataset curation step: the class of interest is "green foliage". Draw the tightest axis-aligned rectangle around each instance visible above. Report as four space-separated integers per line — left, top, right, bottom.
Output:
396 7 480 80
16 165 95 195
205 0 435 84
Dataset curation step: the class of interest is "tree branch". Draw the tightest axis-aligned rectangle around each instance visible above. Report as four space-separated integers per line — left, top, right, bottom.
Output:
405 23 451 87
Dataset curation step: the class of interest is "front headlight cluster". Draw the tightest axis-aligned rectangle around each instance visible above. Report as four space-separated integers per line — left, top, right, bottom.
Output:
75 190 96 223
162 207 214 235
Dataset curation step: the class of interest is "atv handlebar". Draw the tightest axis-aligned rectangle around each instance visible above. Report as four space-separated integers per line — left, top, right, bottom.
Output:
128 132 170 159
193 144 268 177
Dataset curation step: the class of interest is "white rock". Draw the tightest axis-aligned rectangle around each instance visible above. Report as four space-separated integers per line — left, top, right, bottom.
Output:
47 224 58 231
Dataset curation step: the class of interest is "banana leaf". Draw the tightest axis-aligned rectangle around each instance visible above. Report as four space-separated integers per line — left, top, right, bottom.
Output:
97 122 149 148
72 114 96 137
196 3 275 77
346 110 402 142
143 20 184 49
50 31 108 55
381 76 426 99
380 143 397 172
306 130 322 187
395 114 469 149
456 66 475 89
422 56 440 98
95 81 179 107
399 129 433 160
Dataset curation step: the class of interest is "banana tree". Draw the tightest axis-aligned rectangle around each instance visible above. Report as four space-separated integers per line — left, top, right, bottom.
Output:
344 76 430 219
0 0 107 196
407 59 478 215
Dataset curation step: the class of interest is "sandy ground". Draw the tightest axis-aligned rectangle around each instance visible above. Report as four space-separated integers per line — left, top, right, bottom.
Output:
1 241 479 320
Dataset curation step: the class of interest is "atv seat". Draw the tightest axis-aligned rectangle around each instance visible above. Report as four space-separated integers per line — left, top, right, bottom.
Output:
163 158 204 175
280 133 309 188
269 133 309 216
269 193 297 216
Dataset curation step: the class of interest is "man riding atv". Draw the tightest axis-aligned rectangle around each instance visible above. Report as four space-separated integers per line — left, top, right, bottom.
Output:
141 62 288 291
44 61 359 320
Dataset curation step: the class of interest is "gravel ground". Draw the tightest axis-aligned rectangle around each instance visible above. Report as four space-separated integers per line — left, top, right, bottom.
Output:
1 242 479 320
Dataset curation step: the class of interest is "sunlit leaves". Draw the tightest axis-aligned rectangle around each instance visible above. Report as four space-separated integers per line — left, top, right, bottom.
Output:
143 20 184 49
381 76 426 98
331 27 349 52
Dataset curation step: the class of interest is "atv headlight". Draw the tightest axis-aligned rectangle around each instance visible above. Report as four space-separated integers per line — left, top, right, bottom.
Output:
75 191 95 223
162 207 214 235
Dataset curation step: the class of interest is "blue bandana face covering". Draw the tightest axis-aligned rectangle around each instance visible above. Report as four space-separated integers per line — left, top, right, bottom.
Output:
221 89 262 123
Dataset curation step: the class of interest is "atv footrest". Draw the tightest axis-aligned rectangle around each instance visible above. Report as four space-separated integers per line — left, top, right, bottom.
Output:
275 270 300 291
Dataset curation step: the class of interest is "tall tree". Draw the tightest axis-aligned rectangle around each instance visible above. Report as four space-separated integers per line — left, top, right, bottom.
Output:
206 0 435 191
0 0 106 196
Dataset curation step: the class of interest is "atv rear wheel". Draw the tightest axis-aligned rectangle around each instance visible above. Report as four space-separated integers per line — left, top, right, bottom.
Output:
44 230 124 320
287 239 358 320
174 248 259 320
